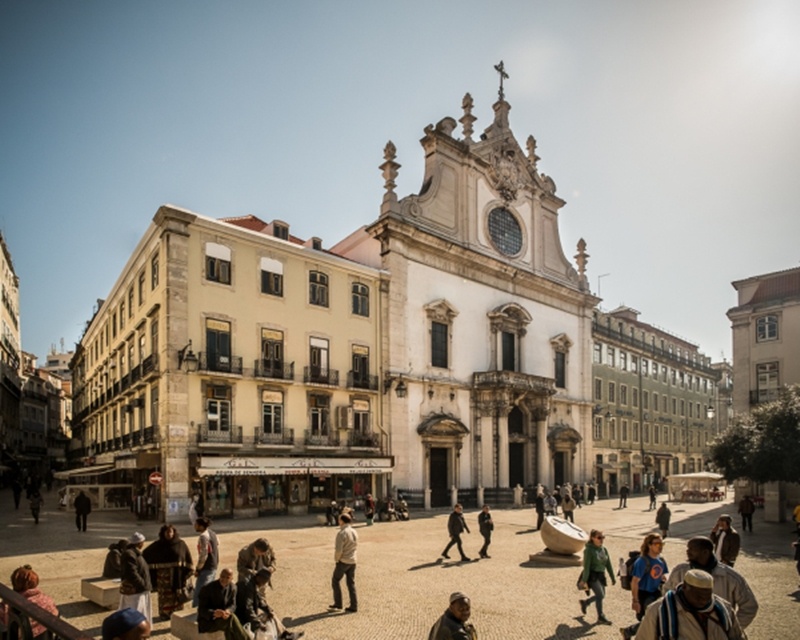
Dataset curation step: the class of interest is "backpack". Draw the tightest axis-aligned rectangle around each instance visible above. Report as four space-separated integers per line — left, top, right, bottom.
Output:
619 550 650 591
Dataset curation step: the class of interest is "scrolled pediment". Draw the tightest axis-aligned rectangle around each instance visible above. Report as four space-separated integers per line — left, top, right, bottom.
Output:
424 299 459 323
417 414 470 437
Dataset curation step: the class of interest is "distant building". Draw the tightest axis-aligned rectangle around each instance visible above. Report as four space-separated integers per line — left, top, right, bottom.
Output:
591 307 719 494
0 233 21 468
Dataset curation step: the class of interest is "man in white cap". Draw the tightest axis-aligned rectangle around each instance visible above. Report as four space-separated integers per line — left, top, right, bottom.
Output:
637 569 745 639
428 592 477 640
119 532 152 626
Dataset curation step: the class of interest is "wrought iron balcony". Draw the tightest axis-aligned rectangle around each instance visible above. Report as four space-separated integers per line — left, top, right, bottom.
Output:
142 353 159 376
304 429 339 447
199 352 243 375
254 426 295 446
346 431 380 448
254 360 294 381
304 367 339 386
473 370 556 394
198 424 243 444
347 371 378 391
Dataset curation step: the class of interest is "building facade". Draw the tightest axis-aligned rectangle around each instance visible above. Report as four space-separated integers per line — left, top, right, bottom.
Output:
591 307 719 495
0 233 21 468
71 207 389 517
335 91 598 507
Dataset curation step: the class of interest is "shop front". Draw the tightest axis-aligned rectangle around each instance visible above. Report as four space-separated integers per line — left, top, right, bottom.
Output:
194 455 393 519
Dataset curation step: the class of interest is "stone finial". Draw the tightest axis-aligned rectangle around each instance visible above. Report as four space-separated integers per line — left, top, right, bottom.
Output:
379 141 401 216
574 238 589 285
526 135 540 170
460 93 476 142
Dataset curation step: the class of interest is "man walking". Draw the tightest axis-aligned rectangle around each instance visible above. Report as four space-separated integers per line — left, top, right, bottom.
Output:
618 483 630 509
648 485 657 511
534 491 545 531
193 517 219 608
737 495 755 533
428 592 477 640
440 504 471 562
477 505 493 559
710 515 741 567
329 513 358 613
74 489 92 532
655 502 671 539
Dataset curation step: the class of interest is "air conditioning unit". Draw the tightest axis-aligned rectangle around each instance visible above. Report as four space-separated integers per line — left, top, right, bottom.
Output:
337 406 354 429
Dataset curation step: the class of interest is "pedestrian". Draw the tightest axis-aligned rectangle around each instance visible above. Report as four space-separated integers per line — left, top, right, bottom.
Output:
578 529 616 625
142 524 194 620
236 568 305 640
553 486 563 515
648 485 657 511
326 500 340 526
12 477 22 510
102 608 151 640
119 532 152 627
364 493 376 526
620 533 669 640
196 567 249 640
104 540 129 579
440 503 471 562
188 495 200 527
710 515 741 567
478 504 493 559
29 489 44 524
793 532 800 587
637 569 745 640
572 484 583 508
656 502 671 539
193 517 220 608
737 495 755 533
562 493 576 523
543 492 557 518
428 591 477 640
236 538 276 589
0 565 59 638
664 536 759 629
329 512 358 613
587 483 597 505
619 483 630 509
534 490 545 531
74 489 92 532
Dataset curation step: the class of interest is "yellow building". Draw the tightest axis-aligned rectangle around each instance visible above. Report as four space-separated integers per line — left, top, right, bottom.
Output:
0 233 22 464
70 206 389 518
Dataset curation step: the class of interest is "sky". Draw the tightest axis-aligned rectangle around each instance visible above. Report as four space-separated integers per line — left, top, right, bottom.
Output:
2 1 799 365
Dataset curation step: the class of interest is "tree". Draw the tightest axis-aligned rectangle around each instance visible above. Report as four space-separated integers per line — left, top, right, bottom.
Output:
709 384 800 484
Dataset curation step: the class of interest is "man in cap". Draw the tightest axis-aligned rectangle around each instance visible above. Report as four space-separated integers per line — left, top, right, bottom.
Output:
664 536 758 629
428 592 477 640
197 567 249 640
637 569 745 639
102 608 150 640
710 515 741 567
236 568 304 640
119 532 152 626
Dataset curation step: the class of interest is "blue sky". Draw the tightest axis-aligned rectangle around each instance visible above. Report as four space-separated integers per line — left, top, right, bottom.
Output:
2 1 799 364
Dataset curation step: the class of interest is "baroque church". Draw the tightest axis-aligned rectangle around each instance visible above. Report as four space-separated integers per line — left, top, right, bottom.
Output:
335 68 599 507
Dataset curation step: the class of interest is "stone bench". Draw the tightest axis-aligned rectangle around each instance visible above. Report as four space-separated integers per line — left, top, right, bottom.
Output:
80 577 121 609
170 608 225 640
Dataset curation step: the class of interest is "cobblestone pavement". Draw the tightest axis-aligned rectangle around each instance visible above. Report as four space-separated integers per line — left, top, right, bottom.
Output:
1 489 797 639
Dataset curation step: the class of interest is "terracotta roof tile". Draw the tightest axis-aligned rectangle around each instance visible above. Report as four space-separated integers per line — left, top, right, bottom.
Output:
749 269 800 304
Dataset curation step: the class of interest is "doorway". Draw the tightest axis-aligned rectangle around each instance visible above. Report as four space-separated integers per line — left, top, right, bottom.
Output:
429 447 449 508
509 443 524 488
554 451 566 487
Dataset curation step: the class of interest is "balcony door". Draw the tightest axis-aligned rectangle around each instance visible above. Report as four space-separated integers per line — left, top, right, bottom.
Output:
206 319 231 372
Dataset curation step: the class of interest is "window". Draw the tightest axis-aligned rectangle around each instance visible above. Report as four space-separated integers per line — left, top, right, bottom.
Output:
620 352 627 371
643 423 649 444
593 343 602 364
608 382 616 403
679 372 685 388
138 271 145 306
120 301 125 329
352 283 369 317
609 419 616 441
757 362 780 402
643 390 649 410
594 378 603 401
672 398 677 415
620 385 628 405
260 258 283 297
260 329 284 378
672 428 678 447
662 395 667 413
653 392 658 412
207 387 231 431
653 424 660 444
128 287 134 317
633 422 640 443
662 366 668 383
680 399 685 416
151 252 159 290
112 312 117 339
310 394 330 436
642 359 649 376
309 337 330 383
351 345 370 388
261 390 283 435
671 369 677 385
206 319 232 372
150 317 159 356
206 243 232 284
431 321 449 368
632 387 639 408
756 315 778 342
607 347 616 368
138 333 146 363
353 399 370 433
621 419 628 442
309 271 329 307
554 351 566 389
593 417 603 440
502 332 516 371
273 223 289 240
631 355 639 373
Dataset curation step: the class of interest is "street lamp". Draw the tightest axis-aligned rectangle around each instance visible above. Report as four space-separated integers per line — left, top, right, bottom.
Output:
178 340 199 372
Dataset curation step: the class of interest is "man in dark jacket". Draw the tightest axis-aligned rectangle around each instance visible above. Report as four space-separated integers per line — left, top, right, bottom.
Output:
428 592 477 640
236 569 304 640
74 490 92 531
477 505 494 559
440 504 471 562
119 532 152 626
534 492 545 531
710 515 741 567
197 568 248 640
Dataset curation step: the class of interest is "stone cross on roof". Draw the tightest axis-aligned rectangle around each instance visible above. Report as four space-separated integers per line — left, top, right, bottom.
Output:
494 60 509 100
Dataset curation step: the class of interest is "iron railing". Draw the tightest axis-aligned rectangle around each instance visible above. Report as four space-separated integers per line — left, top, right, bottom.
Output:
254 427 295 445
253 360 294 380
346 372 378 391
304 429 339 446
198 424 243 444
0 582 93 640
303 367 339 386
199 352 243 375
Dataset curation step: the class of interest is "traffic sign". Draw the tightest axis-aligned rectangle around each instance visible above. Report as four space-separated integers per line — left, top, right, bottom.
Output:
149 471 164 486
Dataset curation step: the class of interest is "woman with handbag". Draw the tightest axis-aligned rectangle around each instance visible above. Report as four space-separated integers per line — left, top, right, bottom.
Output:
577 529 616 625
142 524 194 620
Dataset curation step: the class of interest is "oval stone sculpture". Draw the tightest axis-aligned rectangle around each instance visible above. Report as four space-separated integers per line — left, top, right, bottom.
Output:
540 515 589 555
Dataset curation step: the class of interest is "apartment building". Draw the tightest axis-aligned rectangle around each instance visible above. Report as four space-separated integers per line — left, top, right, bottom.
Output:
0 233 21 467
591 307 719 495
70 206 388 518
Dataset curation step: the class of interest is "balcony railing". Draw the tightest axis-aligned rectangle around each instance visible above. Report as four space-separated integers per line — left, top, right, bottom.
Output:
347 372 378 391
304 429 339 446
142 353 159 376
303 367 339 386
346 431 380 448
254 426 295 446
198 424 243 444
473 370 556 395
199 352 243 375
254 360 294 381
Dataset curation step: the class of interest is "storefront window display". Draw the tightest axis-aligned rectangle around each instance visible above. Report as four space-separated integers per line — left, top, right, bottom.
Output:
205 476 231 515
234 476 260 509
259 477 286 514
310 475 333 509
287 477 308 507
338 475 372 510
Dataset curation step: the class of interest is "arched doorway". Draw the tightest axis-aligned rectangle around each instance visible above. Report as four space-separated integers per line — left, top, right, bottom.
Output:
417 414 470 508
547 422 582 488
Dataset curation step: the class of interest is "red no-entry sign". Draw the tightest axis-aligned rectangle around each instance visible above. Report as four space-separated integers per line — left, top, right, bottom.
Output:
149 471 164 486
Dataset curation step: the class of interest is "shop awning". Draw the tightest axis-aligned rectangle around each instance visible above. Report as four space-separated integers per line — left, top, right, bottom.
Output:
197 455 394 477
54 464 115 479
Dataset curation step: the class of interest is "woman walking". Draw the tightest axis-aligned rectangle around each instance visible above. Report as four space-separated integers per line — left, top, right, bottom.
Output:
578 529 616 625
620 533 669 640
142 524 193 619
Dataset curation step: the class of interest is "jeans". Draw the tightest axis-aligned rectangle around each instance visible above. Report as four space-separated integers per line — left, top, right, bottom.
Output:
585 577 606 617
331 561 357 609
193 568 216 608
